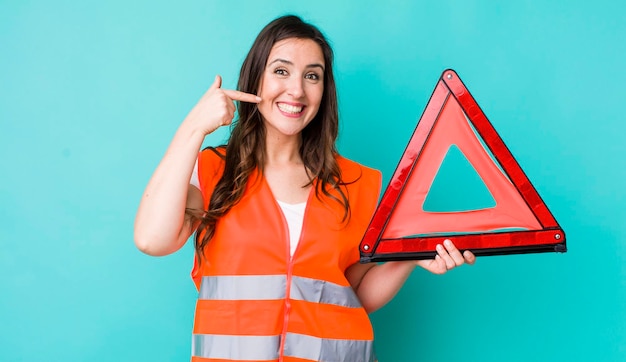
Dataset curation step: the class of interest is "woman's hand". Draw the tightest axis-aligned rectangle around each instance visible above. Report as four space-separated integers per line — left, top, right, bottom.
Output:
416 239 476 274
184 75 262 135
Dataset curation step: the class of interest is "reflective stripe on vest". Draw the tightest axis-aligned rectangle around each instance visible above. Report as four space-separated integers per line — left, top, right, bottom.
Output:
192 333 374 362
199 275 362 308
284 332 375 362
290 276 362 308
199 275 286 300
192 334 280 360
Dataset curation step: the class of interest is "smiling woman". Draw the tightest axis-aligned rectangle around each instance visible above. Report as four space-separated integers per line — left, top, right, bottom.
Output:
258 38 325 139
133 14 474 362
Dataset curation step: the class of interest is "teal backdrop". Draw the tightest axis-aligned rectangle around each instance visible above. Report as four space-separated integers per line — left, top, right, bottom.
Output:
1 0 625 361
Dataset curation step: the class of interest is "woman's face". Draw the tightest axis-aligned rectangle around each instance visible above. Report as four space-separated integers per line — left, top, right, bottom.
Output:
256 37 325 140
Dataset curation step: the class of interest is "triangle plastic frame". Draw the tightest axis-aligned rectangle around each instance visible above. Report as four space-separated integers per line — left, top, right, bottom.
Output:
359 69 566 263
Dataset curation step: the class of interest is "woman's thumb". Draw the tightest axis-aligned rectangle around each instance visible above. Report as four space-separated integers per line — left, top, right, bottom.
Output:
209 75 222 90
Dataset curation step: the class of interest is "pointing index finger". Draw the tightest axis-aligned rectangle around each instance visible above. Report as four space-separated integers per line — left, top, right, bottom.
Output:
223 89 262 104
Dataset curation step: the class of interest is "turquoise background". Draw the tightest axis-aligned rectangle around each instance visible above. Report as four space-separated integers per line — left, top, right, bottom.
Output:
1 0 624 361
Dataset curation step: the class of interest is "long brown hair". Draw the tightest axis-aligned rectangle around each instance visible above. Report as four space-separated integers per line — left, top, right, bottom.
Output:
193 15 349 263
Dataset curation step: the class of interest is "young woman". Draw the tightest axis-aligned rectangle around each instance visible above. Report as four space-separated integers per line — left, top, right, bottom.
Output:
134 15 475 362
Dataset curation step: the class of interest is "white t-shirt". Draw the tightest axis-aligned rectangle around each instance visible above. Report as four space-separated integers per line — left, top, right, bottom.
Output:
276 200 306 256
190 159 201 189
190 160 306 256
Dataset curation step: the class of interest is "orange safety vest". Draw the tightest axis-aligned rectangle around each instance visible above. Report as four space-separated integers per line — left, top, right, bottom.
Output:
190 148 381 362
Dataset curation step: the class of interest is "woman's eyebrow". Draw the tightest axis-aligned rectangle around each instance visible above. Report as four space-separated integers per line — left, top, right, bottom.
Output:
268 58 325 71
308 63 325 71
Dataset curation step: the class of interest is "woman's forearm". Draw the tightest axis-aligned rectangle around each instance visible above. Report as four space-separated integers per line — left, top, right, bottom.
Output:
354 261 417 313
133 121 205 256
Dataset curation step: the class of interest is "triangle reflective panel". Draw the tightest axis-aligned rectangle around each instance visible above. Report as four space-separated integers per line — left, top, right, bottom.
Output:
360 69 566 262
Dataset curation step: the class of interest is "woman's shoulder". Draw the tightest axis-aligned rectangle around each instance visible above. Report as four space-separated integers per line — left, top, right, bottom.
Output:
198 146 226 165
335 154 381 184
197 146 227 180
200 145 226 158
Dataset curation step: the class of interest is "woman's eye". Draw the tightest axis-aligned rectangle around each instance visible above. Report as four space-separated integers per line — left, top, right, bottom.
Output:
274 68 288 76
305 73 320 81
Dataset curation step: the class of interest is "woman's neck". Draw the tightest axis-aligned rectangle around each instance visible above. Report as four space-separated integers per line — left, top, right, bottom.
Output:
264 132 303 166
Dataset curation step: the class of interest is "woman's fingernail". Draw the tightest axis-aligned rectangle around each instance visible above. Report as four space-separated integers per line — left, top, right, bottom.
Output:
444 239 452 247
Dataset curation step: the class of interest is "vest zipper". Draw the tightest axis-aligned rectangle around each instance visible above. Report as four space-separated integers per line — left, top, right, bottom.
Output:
277 202 291 361
276 189 313 361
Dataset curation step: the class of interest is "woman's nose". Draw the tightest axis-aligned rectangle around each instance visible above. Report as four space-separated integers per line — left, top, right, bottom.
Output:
286 77 304 98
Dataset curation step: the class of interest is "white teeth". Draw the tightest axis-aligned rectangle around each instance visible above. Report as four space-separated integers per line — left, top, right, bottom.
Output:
277 103 303 114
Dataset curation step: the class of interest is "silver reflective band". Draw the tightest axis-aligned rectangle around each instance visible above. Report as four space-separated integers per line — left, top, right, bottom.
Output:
283 332 374 362
290 276 362 308
199 275 286 300
192 334 280 360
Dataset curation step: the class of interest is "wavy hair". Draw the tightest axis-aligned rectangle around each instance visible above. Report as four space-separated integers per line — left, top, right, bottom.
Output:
192 15 349 263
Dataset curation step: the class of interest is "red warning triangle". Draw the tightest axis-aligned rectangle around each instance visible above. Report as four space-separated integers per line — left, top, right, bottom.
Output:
360 69 566 262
